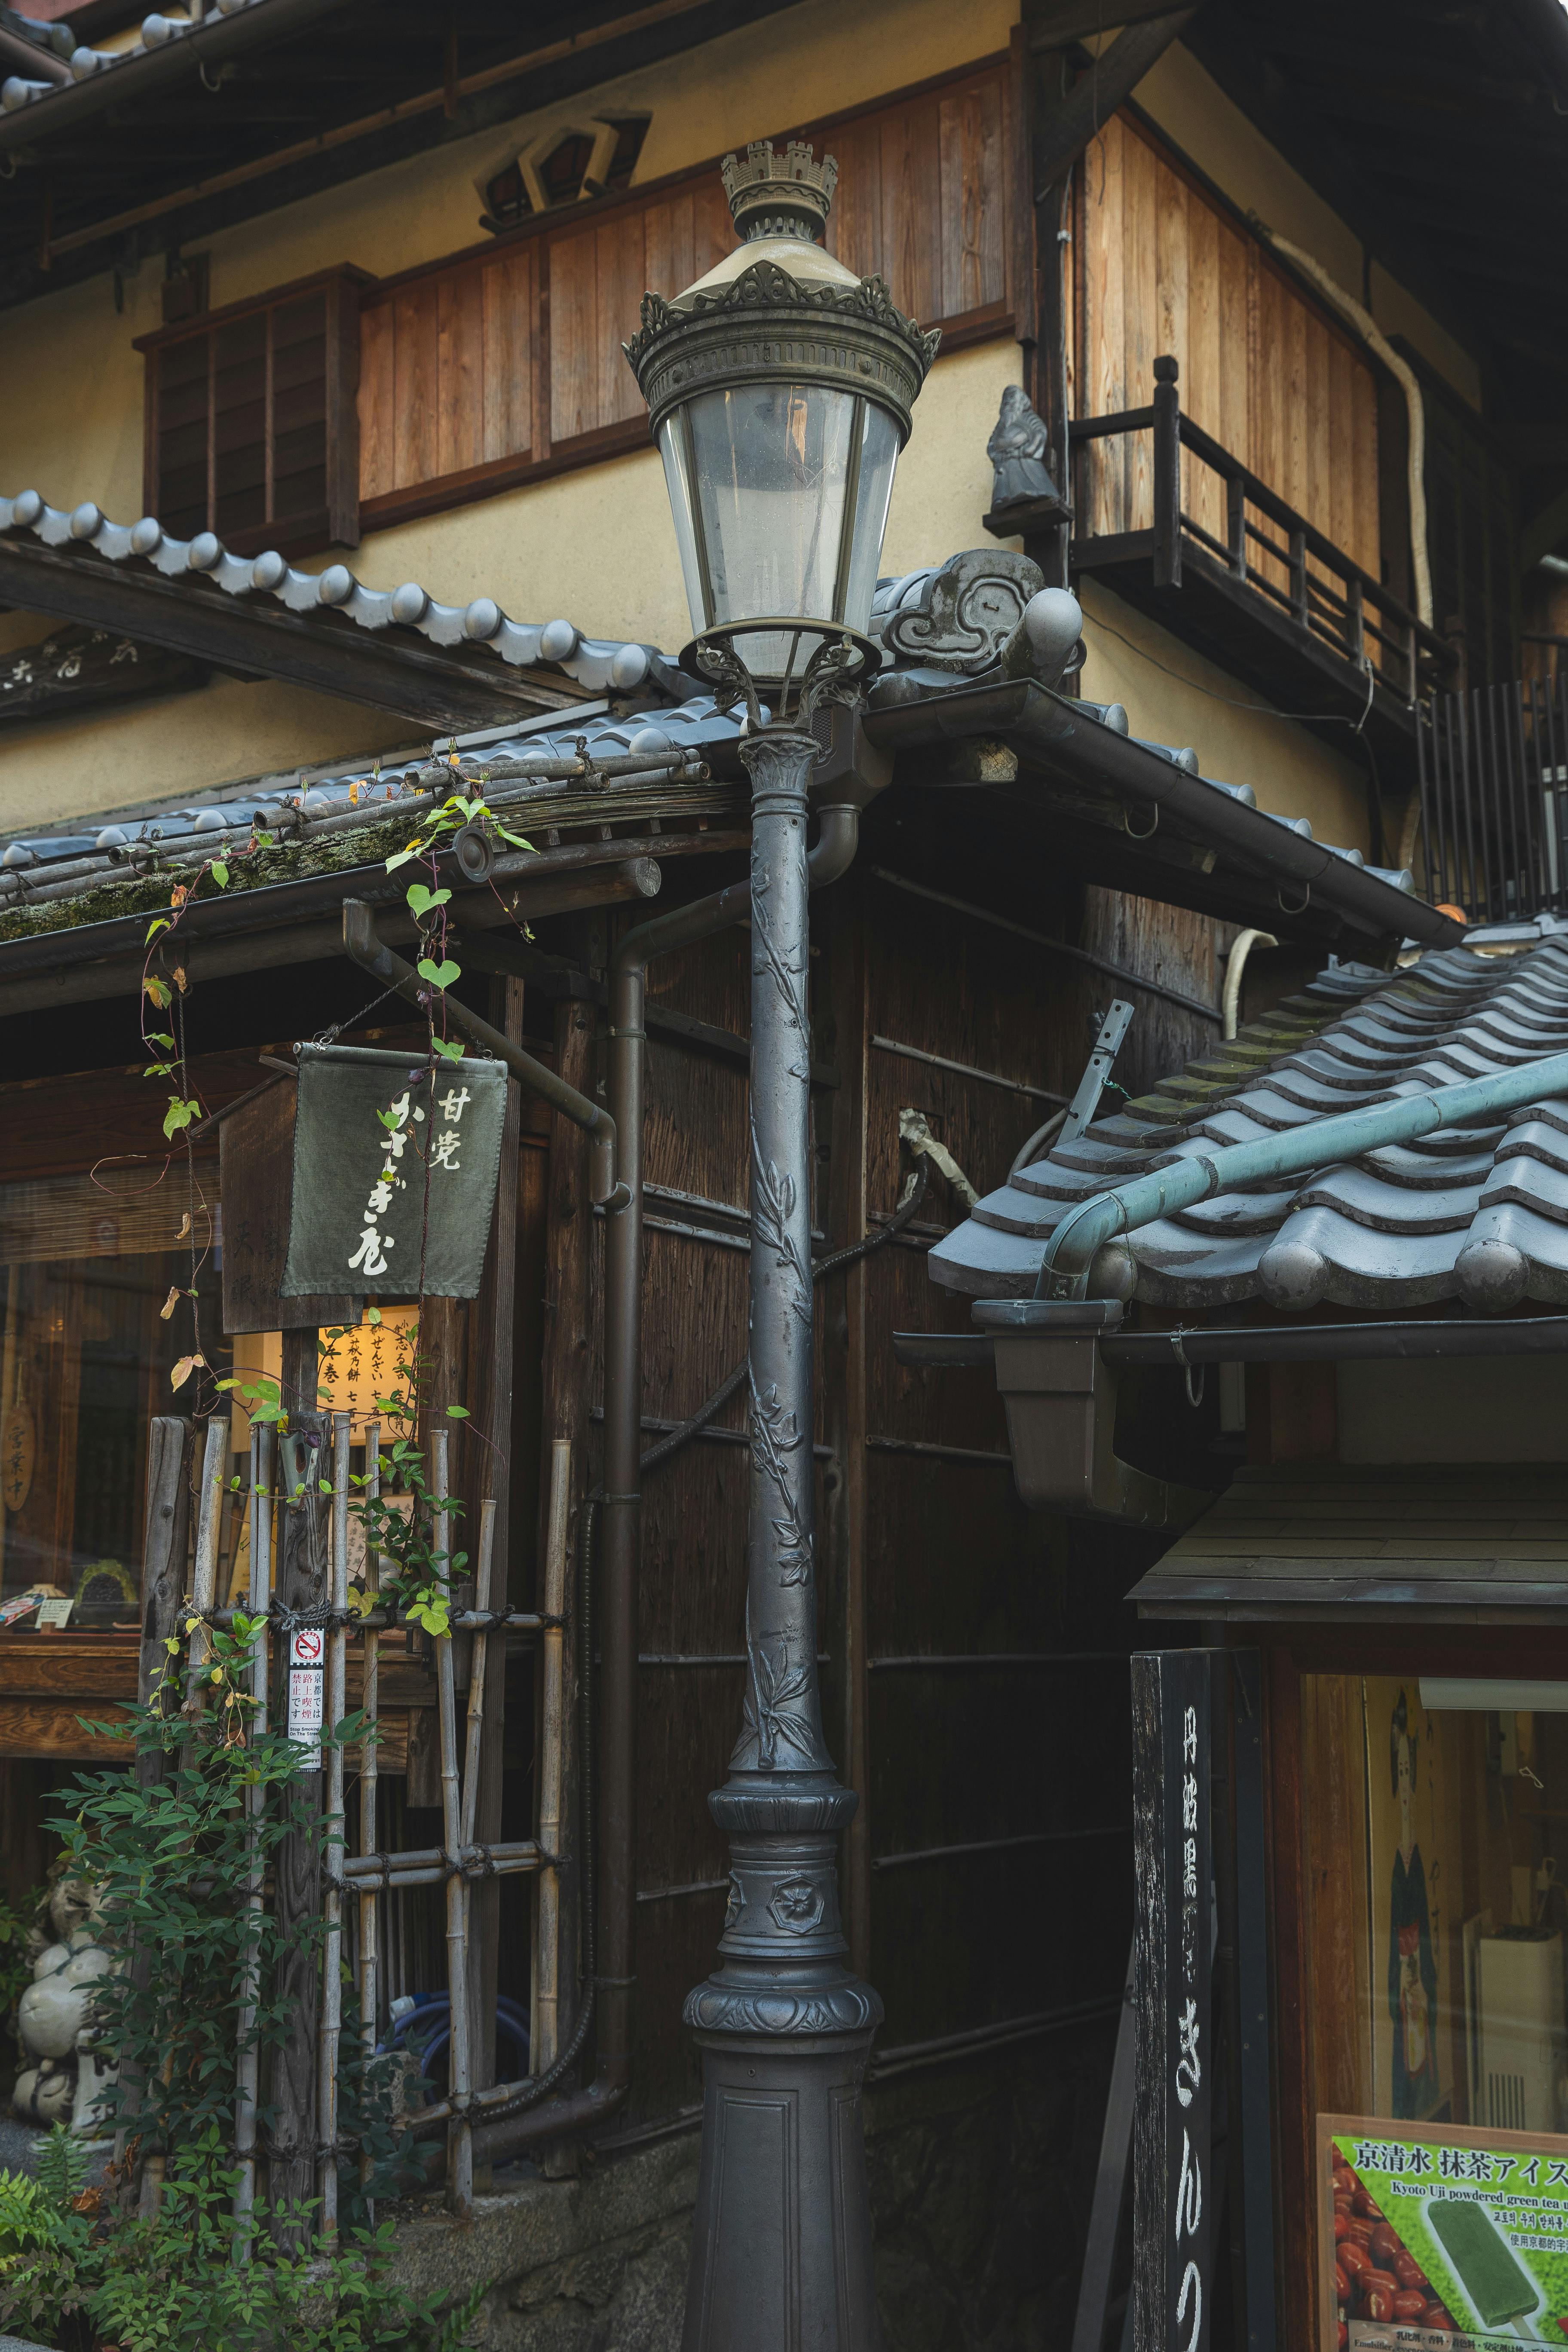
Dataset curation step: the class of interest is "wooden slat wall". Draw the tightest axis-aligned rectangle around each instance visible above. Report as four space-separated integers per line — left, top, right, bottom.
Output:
358 58 1011 521
1074 112 1380 582
826 62 1009 332
361 245 539 503
548 179 734 449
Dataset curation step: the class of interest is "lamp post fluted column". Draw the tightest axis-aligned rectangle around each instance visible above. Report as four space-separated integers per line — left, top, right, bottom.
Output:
680 716 881 2352
623 130 938 2351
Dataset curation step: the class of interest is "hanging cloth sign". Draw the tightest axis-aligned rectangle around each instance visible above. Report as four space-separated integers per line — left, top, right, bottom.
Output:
280 1044 506 1301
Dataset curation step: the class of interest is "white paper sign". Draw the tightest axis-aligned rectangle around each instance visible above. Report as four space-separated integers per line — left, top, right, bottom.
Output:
287 1626 325 1769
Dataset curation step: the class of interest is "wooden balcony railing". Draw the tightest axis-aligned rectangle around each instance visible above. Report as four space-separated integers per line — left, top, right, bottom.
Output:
1417 669 1568 925
1067 355 1460 716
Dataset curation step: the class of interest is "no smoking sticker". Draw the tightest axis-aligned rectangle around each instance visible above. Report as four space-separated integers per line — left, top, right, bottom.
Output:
287 1627 325 1769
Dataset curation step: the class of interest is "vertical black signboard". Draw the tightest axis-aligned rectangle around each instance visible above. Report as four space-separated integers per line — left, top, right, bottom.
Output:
1132 1650 1213 2352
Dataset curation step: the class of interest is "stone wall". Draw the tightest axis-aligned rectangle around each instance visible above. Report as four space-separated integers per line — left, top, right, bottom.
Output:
391 2019 1120 2352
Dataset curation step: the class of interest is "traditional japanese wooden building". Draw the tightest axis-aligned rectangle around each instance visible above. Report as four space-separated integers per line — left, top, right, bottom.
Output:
0 0 1564 2341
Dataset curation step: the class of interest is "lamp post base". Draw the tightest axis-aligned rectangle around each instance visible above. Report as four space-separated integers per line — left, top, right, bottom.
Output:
681 2006 883 2352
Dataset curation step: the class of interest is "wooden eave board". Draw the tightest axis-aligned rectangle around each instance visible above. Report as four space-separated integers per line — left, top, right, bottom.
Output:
1130 1464 1568 1618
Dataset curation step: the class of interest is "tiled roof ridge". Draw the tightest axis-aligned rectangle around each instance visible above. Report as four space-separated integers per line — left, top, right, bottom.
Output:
927 933 1568 1311
1 0 272 110
0 485 666 698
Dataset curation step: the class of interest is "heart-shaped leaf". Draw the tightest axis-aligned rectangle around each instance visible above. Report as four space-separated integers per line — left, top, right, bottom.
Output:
406 883 451 919
417 958 461 990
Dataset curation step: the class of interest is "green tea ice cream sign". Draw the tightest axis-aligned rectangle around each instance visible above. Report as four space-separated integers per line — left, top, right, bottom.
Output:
1322 2119 1568 2352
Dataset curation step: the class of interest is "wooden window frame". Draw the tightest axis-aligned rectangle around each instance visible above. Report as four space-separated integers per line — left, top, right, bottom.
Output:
135 264 371 557
355 51 1016 537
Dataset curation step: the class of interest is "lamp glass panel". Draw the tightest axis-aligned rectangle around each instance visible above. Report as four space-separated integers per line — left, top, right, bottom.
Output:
839 401 901 635
686 381 858 673
655 416 708 636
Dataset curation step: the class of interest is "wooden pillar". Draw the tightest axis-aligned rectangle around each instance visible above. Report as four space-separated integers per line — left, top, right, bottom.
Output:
465 974 523 2090
533 988 599 2064
267 1325 325 2245
822 879 873 1978
118 1415 193 2198
1023 23 1075 591
138 1417 193 1736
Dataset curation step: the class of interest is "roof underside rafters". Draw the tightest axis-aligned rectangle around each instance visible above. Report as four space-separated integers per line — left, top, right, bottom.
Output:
0 0 798 306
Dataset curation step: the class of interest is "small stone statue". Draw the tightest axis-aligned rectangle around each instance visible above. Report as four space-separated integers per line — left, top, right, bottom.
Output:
987 385 1062 509
13 1864 114 2134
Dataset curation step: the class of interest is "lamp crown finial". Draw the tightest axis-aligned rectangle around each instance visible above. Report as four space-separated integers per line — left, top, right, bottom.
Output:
721 138 839 243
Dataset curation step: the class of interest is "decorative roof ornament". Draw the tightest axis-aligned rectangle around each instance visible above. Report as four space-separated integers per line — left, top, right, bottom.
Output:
987 386 1063 510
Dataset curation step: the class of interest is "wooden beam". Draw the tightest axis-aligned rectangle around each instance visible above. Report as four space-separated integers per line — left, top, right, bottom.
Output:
0 538 580 730
1026 0 1191 42
1032 10 1196 199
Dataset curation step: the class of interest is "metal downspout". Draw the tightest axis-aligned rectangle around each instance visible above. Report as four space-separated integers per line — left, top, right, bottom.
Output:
473 803 860 2164
1035 1050 1568 1298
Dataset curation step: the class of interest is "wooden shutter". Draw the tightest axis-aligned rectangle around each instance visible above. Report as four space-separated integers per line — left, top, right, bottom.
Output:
137 266 366 556
357 55 1013 530
1072 112 1380 585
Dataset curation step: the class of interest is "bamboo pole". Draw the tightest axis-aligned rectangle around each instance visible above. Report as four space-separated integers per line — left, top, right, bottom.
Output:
459 1500 498 1861
233 1422 275 2243
459 1499 496 2110
358 1418 381 2202
181 1418 230 1737
316 1412 351 2236
432 1430 474 2212
338 1841 544 1888
534 1441 571 2073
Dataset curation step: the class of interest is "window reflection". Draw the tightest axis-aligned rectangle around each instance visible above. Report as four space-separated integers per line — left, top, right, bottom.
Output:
0 1171 217 1617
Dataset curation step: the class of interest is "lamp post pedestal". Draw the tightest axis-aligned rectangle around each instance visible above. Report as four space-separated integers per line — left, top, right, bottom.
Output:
679 720 882 2352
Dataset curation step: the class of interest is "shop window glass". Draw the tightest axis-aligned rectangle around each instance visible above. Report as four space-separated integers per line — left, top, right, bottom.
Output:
0 1170 218 1621
1302 1675 1568 2352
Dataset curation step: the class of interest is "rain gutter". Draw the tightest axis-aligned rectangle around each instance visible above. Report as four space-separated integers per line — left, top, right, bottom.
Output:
896 1317 1568 1372
1035 1051 1568 1300
862 677 1463 949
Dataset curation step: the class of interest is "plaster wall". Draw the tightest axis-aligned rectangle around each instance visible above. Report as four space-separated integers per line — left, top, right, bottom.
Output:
1076 579 1375 855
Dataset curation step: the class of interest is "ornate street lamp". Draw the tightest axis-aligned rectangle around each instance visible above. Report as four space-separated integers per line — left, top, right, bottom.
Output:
626 141 936 2349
